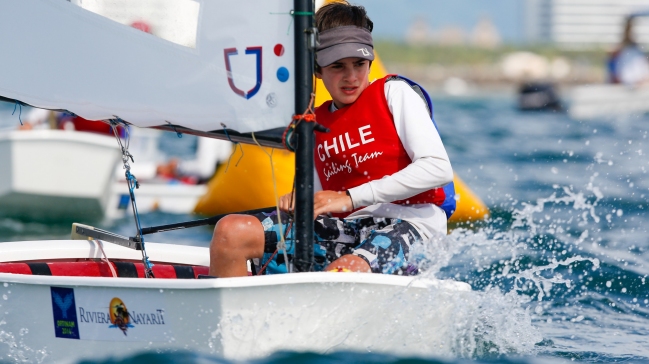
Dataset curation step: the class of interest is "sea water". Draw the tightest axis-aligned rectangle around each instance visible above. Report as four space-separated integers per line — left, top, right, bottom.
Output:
1 92 648 363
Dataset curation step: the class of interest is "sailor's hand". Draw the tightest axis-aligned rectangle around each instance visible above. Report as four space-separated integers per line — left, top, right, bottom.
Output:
278 192 295 212
314 190 353 217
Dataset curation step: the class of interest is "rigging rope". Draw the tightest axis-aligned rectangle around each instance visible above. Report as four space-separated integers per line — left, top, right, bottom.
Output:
252 132 292 273
95 240 118 278
165 121 183 138
269 10 314 35
108 119 155 278
220 123 244 172
11 102 23 126
282 92 317 152
273 90 320 272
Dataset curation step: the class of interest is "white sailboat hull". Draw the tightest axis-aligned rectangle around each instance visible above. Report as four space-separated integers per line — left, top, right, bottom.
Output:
0 240 471 363
0 130 120 220
107 182 207 219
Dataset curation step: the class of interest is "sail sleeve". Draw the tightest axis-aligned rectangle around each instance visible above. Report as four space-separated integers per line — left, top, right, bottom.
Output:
0 0 295 134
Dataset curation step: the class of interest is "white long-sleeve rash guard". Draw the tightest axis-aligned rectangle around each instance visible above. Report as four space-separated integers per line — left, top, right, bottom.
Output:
313 79 454 238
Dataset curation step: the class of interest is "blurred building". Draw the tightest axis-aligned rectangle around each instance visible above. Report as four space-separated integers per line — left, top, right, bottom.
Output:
525 0 649 47
405 17 435 45
436 26 467 46
405 16 500 47
471 17 502 48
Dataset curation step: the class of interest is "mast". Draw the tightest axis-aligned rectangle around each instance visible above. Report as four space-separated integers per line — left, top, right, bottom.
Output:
293 0 315 272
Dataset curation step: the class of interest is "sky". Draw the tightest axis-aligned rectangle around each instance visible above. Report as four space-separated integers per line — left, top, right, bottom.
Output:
350 0 524 43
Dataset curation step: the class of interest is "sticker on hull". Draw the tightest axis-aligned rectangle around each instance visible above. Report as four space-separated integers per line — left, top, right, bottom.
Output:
50 287 170 342
51 287 80 340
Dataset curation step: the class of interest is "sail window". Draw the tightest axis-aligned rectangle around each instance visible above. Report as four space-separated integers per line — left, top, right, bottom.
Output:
69 0 200 48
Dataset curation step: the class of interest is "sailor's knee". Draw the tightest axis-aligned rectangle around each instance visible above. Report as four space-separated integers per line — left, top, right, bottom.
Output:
211 214 262 252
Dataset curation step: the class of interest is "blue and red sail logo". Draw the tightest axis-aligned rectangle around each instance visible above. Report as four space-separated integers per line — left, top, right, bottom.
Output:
224 46 263 99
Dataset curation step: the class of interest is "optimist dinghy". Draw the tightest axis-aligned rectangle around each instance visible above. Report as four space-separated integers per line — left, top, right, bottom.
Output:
0 236 470 362
0 0 471 362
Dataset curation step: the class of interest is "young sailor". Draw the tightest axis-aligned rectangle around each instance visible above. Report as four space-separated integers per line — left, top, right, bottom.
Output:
208 1 454 277
607 15 649 85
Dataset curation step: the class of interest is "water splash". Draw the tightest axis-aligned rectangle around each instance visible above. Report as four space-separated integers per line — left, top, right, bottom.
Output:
0 326 48 363
406 178 621 358
506 255 600 301
511 175 603 235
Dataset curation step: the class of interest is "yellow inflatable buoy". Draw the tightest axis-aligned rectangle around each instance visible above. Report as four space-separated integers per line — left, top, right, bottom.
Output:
451 175 489 222
194 49 489 223
193 144 294 216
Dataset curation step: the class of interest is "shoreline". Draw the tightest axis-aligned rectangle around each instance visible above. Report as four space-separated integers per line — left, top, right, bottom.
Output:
376 42 609 96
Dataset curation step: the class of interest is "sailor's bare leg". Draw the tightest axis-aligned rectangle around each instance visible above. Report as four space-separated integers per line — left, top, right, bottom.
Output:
209 214 264 277
326 254 371 272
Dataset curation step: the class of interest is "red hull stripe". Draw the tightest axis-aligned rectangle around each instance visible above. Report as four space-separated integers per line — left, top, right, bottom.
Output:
27 262 52 275
0 262 209 279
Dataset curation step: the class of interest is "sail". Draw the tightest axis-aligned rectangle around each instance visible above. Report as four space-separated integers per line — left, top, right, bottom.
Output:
0 0 294 136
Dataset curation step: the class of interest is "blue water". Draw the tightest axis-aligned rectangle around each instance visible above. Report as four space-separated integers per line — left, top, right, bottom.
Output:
1 93 649 363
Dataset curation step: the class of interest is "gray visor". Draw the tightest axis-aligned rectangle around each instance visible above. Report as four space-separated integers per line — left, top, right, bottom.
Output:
316 26 374 67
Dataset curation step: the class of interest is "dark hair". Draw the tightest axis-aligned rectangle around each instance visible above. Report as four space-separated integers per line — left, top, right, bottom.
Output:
314 1 373 72
315 1 373 33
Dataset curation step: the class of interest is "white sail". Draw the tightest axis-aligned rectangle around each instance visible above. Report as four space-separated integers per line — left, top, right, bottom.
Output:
0 0 295 134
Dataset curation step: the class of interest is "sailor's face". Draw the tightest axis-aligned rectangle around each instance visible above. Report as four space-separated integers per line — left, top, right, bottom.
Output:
316 57 370 109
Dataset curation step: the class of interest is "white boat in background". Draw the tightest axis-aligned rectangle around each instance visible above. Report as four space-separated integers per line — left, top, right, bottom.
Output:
0 130 120 221
568 83 649 120
568 11 649 120
106 127 211 219
106 181 207 219
0 126 209 221
0 1 475 362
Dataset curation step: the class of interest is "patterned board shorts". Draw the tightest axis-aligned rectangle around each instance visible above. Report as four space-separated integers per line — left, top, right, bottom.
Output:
254 210 423 275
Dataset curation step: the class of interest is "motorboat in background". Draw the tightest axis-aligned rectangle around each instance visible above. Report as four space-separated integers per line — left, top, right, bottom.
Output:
568 83 649 119
0 129 120 221
516 80 649 120
517 82 564 112
0 125 212 221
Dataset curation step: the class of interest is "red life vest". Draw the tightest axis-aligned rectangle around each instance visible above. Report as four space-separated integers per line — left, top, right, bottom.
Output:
314 75 446 218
